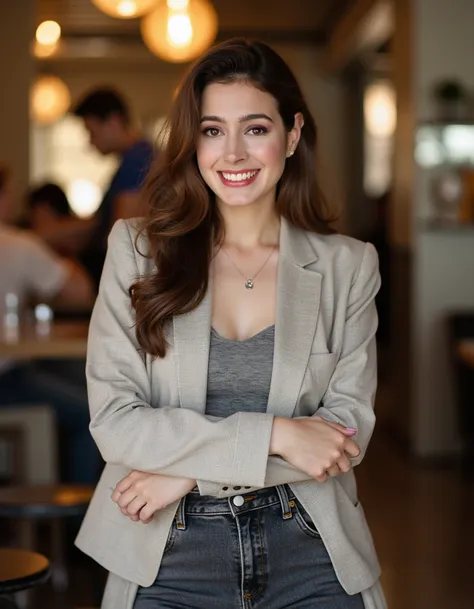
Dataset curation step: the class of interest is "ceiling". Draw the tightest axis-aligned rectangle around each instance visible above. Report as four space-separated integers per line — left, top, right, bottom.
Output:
37 0 353 44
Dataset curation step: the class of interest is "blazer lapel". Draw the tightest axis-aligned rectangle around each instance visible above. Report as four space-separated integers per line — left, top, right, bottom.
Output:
173 288 211 414
266 219 322 418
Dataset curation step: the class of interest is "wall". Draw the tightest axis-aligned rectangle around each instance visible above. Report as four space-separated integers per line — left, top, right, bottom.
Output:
0 2 34 201
411 0 474 456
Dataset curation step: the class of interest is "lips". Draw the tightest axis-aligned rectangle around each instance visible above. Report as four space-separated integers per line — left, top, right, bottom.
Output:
218 169 260 187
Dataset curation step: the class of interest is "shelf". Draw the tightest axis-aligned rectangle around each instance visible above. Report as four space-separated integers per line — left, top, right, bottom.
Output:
418 120 474 127
417 219 474 232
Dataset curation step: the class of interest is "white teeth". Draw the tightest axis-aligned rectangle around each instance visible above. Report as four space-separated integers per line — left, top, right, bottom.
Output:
221 170 258 182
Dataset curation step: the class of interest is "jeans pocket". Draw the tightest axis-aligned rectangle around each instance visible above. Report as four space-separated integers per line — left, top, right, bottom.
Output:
163 519 177 554
290 497 321 539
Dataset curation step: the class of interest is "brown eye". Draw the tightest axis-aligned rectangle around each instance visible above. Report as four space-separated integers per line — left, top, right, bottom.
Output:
248 127 267 136
204 127 220 137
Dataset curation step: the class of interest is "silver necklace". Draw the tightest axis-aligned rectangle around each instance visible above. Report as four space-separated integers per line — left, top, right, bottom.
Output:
221 245 277 290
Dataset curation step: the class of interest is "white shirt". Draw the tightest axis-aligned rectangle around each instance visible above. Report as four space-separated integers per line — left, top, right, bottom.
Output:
0 223 69 374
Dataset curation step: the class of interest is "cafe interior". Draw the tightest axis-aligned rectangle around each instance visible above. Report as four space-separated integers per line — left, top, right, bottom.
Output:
0 0 474 607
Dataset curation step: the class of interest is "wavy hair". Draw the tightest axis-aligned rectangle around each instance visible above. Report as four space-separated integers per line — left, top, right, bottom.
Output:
131 38 336 357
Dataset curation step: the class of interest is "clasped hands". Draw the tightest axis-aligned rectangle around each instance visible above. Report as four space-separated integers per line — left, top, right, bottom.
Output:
111 415 360 524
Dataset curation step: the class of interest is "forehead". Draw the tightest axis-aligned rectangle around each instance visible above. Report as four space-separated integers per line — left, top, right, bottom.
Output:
200 82 279 118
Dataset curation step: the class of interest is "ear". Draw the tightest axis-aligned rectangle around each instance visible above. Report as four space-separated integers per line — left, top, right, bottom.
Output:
286 112 304 158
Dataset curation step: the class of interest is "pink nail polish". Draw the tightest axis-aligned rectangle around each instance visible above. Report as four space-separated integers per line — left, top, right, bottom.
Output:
346 427 357 434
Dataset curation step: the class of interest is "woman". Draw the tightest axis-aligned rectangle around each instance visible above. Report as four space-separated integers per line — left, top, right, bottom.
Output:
76 39 386 609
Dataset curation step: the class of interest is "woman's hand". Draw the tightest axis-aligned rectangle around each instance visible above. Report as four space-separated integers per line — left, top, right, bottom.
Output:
270 416 360 483
111 471 196 523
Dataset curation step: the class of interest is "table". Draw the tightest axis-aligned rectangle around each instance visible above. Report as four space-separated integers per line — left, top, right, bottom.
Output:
0 548 50 595
458 339 474 369
0 322 88 360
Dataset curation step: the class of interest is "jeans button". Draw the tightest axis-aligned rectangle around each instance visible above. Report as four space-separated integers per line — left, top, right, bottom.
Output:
233 495 244 507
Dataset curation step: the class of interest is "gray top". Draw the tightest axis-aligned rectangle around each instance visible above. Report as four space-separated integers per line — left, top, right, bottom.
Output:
205 325 275 418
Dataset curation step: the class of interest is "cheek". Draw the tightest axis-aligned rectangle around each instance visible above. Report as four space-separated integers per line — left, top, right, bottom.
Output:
196 139 219 174
253 138 286 169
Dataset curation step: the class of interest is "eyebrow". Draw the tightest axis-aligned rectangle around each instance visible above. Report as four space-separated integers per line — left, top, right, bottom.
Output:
200 113 274 124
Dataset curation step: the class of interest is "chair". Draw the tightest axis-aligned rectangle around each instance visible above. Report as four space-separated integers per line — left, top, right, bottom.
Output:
0 485 93 592
0 427 25 486
0 548 50 608
0 406 58 485
448 311 474 476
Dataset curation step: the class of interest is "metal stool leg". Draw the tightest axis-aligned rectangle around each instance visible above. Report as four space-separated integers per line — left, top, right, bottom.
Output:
50 518 68 592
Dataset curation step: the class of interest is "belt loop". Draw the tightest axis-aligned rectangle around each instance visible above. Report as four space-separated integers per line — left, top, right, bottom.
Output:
276 485 292 520
175 496 187 530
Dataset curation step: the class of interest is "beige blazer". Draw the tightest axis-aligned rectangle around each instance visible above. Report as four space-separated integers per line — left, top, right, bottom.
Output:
76 218 383 607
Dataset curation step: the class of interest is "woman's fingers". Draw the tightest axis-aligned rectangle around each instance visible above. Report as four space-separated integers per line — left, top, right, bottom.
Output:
126 495 147 517
138 502 157 523
115 475 134 494
326 465 340 478
337 453 352 473
117 489 138 509
343 438 360 458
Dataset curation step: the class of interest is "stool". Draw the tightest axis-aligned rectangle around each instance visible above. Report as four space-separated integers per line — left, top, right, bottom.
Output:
0 548 50 608
0 485 93 592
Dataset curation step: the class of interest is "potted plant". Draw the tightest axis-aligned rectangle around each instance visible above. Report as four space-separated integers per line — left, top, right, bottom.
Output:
432 79 470 121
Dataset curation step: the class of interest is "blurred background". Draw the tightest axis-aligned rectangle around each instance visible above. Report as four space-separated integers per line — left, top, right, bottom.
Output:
0 0 473 607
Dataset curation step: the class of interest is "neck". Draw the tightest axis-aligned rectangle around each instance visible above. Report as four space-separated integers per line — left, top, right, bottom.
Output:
116 130 139 154
218 198 280 251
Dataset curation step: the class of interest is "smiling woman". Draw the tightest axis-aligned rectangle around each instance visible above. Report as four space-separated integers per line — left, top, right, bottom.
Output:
76 38 386 609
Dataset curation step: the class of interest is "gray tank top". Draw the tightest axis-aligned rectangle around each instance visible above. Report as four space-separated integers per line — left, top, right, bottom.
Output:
205 325 275 418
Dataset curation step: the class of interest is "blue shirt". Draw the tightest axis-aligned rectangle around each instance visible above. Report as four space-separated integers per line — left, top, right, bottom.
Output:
96 138 154 247
84 138 154 288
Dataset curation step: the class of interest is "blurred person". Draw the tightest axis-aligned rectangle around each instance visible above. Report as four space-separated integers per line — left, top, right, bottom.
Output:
0 165 101 484
76 40 386 609
73 88 154 288
24 182 96 258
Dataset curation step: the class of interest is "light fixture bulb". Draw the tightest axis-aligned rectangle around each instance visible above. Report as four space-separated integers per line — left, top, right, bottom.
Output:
141 0 218 63
91 0 157 19
167 14 193 48
36 20 61 46
117 0 137 16
167 0 190 8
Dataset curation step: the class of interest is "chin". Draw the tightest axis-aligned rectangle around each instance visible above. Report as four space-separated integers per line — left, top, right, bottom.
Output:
218 195 261 208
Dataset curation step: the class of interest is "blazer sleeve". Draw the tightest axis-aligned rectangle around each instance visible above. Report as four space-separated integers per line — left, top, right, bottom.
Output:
86 220 274 488
198 242 380 496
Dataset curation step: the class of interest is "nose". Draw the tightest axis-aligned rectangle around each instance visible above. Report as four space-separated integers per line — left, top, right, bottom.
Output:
223 133 247 164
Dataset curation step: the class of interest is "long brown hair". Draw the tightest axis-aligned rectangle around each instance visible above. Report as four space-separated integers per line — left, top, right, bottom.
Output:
131 38 336 357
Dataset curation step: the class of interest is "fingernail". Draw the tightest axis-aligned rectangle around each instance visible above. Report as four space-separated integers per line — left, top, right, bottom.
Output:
345 427 357 434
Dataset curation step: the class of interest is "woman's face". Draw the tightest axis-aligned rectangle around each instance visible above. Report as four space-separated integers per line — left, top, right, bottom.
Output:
196 81 301 211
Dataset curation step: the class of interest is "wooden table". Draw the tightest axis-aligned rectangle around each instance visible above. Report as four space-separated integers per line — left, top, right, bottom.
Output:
0 548 50 595
0 322 88 360
458 339 474 369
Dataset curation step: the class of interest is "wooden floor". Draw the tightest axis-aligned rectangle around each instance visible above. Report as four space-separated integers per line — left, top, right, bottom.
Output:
7 408 474 608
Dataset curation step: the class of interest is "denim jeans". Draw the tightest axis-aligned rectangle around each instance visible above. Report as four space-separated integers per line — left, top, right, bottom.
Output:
0 363 101 484
134 485 365 609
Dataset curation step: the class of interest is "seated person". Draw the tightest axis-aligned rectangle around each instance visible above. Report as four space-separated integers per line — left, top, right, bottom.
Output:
0 164 100 484
25 182 96 259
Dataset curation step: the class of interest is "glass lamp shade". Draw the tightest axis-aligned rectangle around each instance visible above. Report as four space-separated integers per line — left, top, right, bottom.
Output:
141 0 218 63
31 76 71 125
91 0 158 19
364 83 397 138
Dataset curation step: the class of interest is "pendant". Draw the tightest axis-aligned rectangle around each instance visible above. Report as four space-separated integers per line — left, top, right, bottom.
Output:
245 279 254 290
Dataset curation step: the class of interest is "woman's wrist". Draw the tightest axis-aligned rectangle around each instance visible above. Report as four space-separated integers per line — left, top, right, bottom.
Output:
269 417 292 456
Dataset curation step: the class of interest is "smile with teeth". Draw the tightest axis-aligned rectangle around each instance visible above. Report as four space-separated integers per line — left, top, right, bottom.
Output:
219 170 259 182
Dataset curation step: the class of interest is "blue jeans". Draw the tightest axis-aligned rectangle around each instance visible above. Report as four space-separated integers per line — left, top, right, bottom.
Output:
134 485 365 609
0 363 101 484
